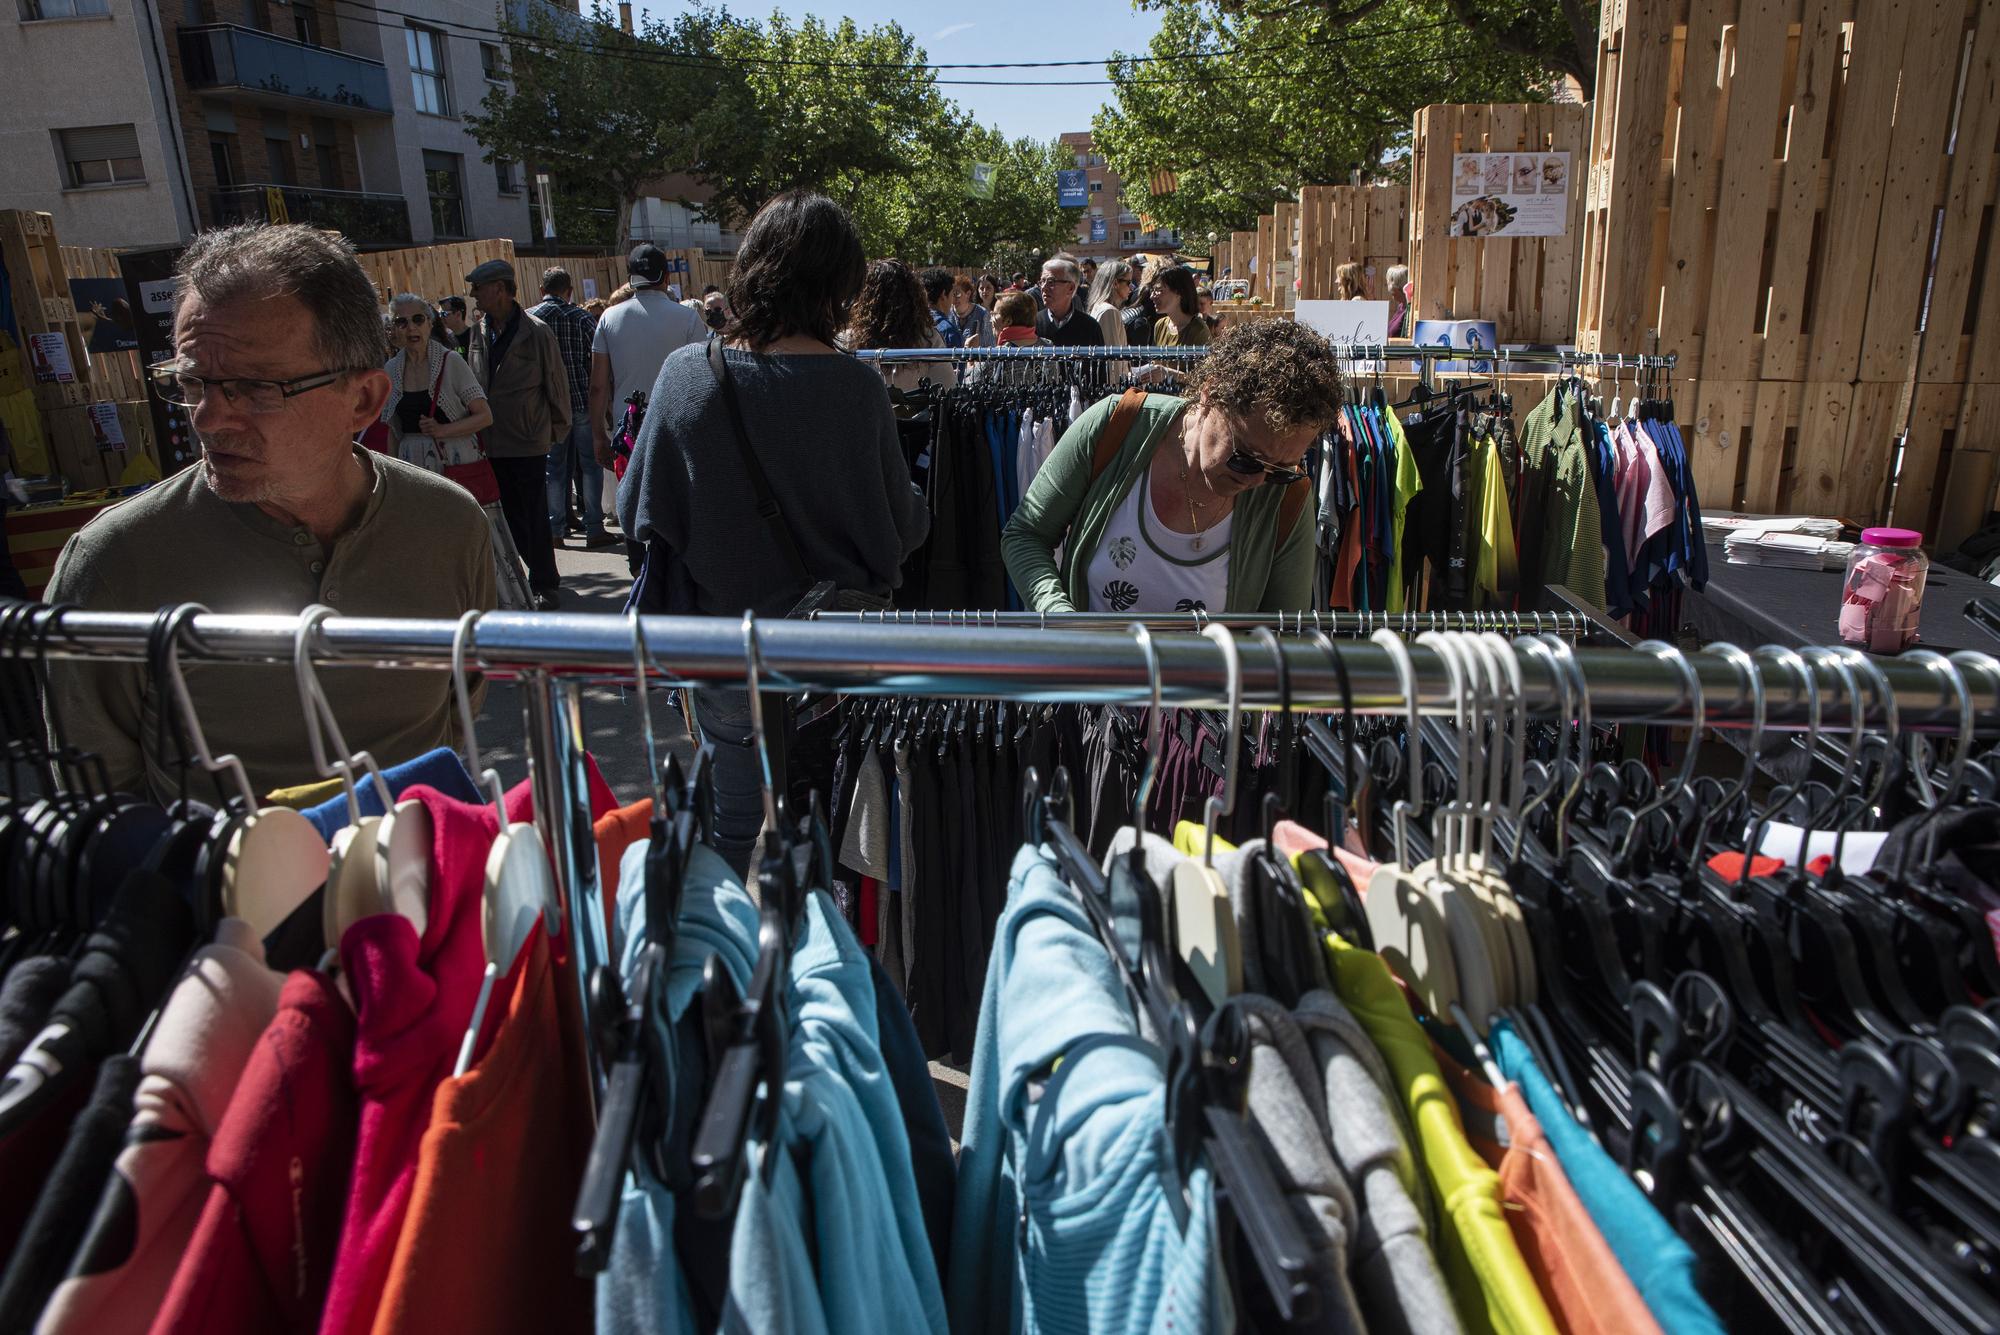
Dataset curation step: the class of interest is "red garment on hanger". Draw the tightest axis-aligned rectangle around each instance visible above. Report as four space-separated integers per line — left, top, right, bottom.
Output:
368 924 593 1335
149 972 356 1335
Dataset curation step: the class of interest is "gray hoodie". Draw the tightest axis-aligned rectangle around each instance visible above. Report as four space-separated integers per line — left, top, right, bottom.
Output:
1221 993 1372 1332
1294 989 1463 1335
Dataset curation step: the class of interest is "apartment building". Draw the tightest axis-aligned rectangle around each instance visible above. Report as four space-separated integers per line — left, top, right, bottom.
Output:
2 0 543 250
1057 130 1178 262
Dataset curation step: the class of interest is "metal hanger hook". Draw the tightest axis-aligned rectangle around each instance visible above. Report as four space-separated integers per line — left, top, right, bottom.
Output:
294 604 391 819
1199 624 1242 867
158 602 257 809
450 610 507 823
740 612 782 838
1127 621 1165 830
629 610 669 821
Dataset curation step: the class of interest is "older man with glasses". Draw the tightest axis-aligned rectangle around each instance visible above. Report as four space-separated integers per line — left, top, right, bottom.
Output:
1033 253 1105 348
44 223 494 801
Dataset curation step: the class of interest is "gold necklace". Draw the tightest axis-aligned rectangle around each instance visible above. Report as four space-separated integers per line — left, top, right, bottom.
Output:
1178 450 1214 552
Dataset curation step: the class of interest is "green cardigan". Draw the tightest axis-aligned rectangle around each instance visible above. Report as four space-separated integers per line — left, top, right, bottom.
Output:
1001 393 1316 613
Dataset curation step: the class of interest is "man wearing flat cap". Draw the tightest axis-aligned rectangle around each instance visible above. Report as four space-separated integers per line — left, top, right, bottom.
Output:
465 257 570 609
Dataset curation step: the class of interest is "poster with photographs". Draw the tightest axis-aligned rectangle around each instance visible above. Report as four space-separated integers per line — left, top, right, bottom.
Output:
1449 151 1571 238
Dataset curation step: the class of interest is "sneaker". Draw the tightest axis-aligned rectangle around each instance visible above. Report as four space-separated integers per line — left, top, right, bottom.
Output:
533 591 561 612
584 532 621 549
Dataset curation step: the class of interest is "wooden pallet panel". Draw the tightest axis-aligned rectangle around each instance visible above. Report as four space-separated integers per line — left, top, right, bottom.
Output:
0 211 90 414
57 243 146 401
1922 0 2000 384
1937 384 2000 548
1274 201 1299 307
1855 1 1967 383
1698 0 1787 382
1761 0 1846 380
1783 380 1858 511
1836 379 1912 519
1255 214 1275 302
1892 380 1966 530
1582 0 1679 351
1802 0 1915 383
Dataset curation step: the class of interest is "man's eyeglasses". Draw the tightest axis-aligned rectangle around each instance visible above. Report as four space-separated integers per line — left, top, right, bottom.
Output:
392 313 430 327
148 363 353 414
1225 447 1308 487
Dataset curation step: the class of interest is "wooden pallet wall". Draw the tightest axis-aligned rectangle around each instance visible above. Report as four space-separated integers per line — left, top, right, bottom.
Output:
1297 185 1408 300
58 244 147 402
1409 103 1588 344
1254 214 1276 301
352 239 516 310
1577 0 2000 537
1 212 160 488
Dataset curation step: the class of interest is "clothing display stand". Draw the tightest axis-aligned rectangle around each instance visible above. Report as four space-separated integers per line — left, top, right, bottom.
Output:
25 606 1999 999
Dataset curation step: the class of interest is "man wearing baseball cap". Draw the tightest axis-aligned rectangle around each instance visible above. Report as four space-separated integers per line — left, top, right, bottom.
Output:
465 257 570 609
588 243 706 563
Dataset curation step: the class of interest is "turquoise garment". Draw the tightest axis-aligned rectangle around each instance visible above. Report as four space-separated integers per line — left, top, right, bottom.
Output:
597 839 761 1335
724 888 948 1334
948 843 1222 1335
1490 1020 1724 1335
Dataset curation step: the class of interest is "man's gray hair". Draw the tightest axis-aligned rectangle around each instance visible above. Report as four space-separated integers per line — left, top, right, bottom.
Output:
1041 253 1082 284
174 223 384 374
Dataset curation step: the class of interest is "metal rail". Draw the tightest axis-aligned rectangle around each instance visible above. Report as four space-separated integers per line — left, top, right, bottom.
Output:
19 607 1998 732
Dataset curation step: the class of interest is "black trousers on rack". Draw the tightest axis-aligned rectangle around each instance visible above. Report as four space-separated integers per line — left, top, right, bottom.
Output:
491 455 561 595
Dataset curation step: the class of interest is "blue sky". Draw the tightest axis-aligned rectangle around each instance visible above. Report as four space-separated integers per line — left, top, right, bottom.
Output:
637 1 1165 143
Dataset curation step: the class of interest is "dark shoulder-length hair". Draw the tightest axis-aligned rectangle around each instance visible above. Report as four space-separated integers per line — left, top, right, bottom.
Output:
723 190 867 349
1153 264 1203 320
845 259 931 350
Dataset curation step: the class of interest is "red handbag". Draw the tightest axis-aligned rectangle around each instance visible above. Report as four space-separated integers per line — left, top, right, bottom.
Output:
428 358 501 506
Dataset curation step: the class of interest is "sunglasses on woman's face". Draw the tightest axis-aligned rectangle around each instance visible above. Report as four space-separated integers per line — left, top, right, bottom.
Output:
392 313 430 327
1225 447 1308 487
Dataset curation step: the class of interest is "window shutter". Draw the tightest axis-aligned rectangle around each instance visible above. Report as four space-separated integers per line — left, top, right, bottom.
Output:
61 124 141 162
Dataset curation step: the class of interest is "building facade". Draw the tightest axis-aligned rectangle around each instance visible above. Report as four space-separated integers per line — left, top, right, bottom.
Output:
2 0 536 251
1057 130 1177 262
2 0 195 248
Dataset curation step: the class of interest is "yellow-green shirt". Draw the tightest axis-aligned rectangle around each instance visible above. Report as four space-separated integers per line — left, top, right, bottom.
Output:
1385 410 1423 615
1327 937 1558 1335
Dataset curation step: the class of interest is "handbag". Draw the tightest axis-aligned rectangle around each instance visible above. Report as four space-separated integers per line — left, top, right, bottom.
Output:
428 357 502 506
705 337 891 617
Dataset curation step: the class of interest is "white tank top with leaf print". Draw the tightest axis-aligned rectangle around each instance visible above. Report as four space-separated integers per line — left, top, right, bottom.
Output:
1083 467 1232 614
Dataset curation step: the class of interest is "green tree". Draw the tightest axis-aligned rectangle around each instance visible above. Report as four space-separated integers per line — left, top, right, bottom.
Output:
849 121 1079 266
1094 0 1582 239
464 4 750 237
702 13 950 229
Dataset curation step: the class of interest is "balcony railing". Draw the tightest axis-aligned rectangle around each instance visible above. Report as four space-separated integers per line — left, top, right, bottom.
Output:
209 184 411 246
178 24 392 116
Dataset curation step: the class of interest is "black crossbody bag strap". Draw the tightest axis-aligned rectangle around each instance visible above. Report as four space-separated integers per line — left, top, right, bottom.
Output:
707 336 810 588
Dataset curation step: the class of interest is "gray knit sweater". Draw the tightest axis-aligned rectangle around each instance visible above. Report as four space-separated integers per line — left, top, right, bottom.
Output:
618 343 930 617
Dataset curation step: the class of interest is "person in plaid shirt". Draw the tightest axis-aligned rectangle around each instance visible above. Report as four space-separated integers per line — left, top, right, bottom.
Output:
530 267 617 547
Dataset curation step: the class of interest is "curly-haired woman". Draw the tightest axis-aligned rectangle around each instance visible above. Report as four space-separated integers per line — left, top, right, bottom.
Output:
1001 319 1341 614
838 257 941 391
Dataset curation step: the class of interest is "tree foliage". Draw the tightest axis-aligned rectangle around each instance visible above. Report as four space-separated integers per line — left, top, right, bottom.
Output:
466 4 1074 264
1093 0 1588 240
463 4 745 216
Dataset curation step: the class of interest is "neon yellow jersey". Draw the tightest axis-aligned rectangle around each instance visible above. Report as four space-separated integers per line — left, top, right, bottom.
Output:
1326 937 1558 1335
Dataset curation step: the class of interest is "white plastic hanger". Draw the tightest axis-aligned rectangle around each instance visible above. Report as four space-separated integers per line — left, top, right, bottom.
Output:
1362 630 1461 1017
290 605 423 953
1169 624 1243 1006
455 609 556 1076
158 610 330 938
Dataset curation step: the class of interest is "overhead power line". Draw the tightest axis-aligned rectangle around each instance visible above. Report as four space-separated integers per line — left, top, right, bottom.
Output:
314 0 1472 86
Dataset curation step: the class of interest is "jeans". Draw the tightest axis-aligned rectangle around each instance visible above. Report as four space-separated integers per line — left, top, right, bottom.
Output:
545 418 604 537
692 686 763 880
490 454 561 595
